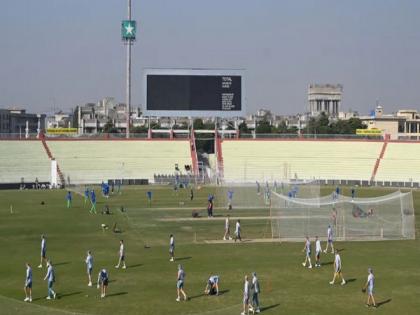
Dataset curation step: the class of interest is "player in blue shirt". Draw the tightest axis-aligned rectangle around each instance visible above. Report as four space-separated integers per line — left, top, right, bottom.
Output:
84 187 90 205
66 191 72 208
38 235 47 268
90 189 97 214
97 269 109 298
85 250 93 286
24 263 32 302
147 191 153 206
176 264 187 302
44 260 56 300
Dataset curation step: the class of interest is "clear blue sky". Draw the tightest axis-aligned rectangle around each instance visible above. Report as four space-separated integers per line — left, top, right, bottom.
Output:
1 0 419 115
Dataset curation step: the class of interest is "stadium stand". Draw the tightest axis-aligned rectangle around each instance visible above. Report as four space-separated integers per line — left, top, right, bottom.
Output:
0 141 50 183
221 140 383 182
375 142 420 182
47 140 192 184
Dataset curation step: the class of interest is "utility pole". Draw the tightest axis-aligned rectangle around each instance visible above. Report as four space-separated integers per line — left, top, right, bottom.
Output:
122 0 136 138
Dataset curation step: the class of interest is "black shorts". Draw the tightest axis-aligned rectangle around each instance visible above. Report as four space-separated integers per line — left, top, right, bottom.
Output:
102 278 109 286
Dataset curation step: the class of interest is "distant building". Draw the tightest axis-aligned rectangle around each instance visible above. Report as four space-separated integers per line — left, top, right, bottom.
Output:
359 105 420 140
0 108 45 136
76 97 129 134
308 84 342 117
45 111 73 129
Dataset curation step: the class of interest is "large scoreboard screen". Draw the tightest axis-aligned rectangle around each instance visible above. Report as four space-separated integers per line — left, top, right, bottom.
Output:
143 69 245 117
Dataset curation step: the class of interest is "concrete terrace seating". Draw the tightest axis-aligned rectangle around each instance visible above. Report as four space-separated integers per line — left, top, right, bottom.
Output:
222 140 383 182
376 143 420 182
0 141 50 183
47 140 192 184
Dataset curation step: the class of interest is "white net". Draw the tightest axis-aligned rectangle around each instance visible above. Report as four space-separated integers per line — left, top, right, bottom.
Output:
214 180 320 210
270 190 415 241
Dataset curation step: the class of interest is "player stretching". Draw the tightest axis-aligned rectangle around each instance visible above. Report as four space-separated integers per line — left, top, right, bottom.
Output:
24 263 33 302
324 225 334 254
329 249 346 285
38 235 47 268
363 268 377 308
234 220 242 242
223 216 231 240
169 234 175 262
44 260 56 300
315 236 322 267
97 269 109 298
302 237 312 269
90 189 97 214
204 275 220 295
241 275 250 315
176 264 187 302
85 250 93 286
115 240 126 269
66 191 72 208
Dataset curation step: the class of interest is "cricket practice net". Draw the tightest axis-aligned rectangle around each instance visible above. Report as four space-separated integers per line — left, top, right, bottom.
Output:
270 190 415 241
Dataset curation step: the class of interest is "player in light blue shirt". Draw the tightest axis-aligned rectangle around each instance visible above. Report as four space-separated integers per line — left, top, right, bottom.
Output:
44 260 56 300
204 275 220 295
227 190 234 210
176 264 187 302
38 235 47 268
301 237 312 269
24 263 32 302
85 250 93 286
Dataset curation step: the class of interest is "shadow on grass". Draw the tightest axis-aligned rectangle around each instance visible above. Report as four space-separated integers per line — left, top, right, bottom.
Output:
108 279 117 283
54 262 71 266
217 289 229 296
337 248 345 253
58 291 82 299
322 261 333 266
260 304 280 312
346 278 357 283
377 298 392 308
127 263 142 268
189 293 206 300
176 257 192 261
107 292 128 297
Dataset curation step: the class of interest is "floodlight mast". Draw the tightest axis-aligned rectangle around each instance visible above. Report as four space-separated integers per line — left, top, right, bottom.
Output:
125 0 132 139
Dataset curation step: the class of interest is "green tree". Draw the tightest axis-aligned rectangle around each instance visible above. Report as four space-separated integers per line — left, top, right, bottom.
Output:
255 119 272 134
238 122 250 134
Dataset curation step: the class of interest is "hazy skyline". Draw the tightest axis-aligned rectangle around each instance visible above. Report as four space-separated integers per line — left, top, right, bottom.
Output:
1 0 420 115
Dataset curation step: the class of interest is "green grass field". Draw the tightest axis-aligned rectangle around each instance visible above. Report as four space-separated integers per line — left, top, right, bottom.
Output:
0 186 419 315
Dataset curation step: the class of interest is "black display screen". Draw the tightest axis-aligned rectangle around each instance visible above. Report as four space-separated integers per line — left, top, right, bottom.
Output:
146 75 242 111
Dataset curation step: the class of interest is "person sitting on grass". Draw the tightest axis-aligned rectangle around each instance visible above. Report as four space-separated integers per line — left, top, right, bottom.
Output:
97 269 109 298
204 275 220 295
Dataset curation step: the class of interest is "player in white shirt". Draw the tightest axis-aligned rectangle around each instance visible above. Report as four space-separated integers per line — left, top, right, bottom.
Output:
44 260 56 300
85 250 93 286
329 249 346 285
315 236 322 267
234 220 242 242
169 234 175 262
241 275 250 315
301 237 312 269
223 215 231 240
250 272 261 313
24 263 33 302
38 235 47 268
363 268 377 308
324 225 334 254
115 240 126 269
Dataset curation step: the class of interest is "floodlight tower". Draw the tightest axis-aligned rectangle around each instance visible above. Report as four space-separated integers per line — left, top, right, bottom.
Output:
122 0 136 138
